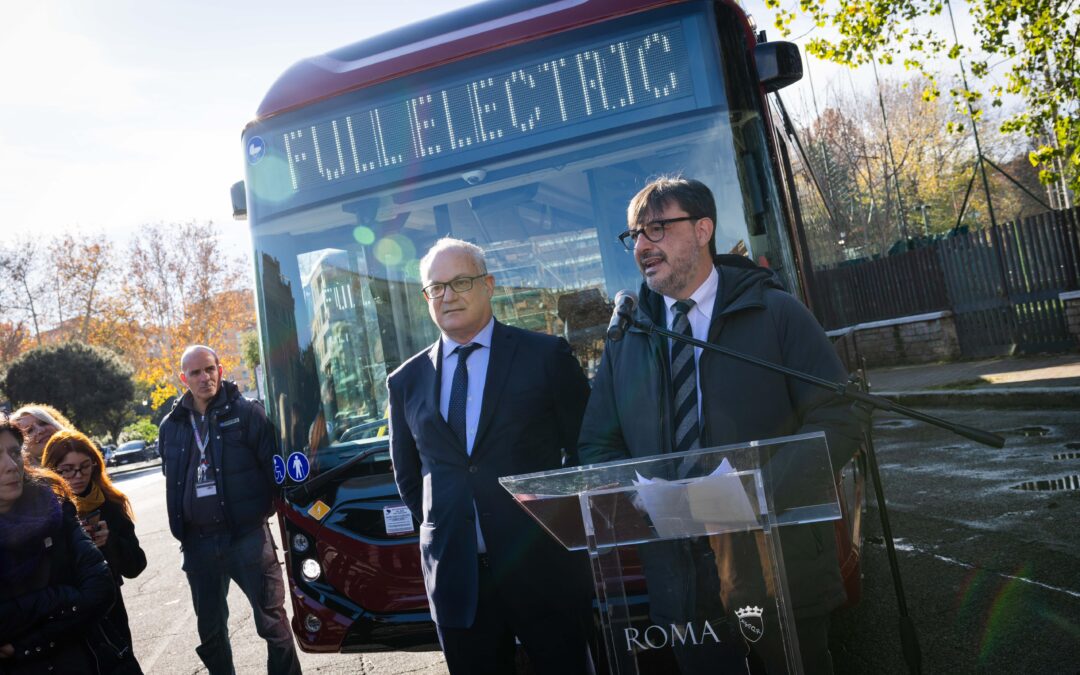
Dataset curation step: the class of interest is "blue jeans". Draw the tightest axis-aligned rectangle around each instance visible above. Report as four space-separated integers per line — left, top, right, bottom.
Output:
181 524 302 675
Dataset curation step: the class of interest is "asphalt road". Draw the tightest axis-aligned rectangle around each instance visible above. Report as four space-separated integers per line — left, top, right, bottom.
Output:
112 405 1079 674
111 463 448 674
830 407 1080 673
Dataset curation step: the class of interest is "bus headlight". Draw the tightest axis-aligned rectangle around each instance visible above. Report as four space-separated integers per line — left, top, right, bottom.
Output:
303 613 322 632
301 558 321 581
292 533 310 553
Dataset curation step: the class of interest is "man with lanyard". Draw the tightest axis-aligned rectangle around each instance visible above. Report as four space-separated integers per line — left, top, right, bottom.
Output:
160 345 302 675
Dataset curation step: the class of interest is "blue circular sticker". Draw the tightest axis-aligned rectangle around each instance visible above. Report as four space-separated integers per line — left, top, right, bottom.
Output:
247 136 266 165
272 455 287 485
287 452 310 482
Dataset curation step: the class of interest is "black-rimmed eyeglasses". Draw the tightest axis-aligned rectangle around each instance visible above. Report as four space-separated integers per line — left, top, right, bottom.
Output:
617 216 700 250
422 274 488 300
57 461 94 478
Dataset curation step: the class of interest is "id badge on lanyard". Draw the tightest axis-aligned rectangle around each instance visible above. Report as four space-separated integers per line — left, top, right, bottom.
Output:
192 415 217 498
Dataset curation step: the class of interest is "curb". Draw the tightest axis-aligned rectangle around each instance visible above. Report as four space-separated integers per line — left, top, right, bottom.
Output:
872 387 1080 409
107 460 162 476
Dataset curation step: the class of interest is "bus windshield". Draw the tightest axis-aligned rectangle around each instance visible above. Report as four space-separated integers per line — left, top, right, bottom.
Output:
245 2 794 473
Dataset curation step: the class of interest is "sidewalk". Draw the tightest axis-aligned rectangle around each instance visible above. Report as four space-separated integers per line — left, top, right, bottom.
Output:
108 458 162 476
866 353 1080 408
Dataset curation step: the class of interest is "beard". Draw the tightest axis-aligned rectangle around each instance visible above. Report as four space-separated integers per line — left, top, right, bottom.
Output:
641 246 700 298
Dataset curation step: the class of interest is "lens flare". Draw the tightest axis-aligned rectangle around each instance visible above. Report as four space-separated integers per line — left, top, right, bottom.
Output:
977 563 1029 664
374 238 403 266
374 235 417 268
247 156 296 204
352 226 375 245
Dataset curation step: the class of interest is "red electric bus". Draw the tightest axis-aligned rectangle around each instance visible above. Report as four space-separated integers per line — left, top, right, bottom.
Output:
234 0 862 654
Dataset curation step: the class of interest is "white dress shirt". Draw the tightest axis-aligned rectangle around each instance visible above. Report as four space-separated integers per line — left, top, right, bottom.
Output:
438 316 495 552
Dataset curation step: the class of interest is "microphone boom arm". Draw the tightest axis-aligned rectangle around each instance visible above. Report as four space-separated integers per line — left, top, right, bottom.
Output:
633 319 1005 448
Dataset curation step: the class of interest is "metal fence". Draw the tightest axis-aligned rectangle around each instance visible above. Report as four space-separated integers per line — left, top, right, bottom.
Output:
811 207 1080 357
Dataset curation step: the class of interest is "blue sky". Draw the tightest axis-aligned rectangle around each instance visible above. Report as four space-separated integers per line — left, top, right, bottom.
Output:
0 0 977 256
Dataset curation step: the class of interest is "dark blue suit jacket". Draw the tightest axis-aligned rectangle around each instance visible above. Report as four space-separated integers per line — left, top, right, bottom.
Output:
388 320 591 628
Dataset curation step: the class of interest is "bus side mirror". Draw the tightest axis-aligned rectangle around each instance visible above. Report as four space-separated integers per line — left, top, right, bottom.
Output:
755 41 802 93
231 181 247 220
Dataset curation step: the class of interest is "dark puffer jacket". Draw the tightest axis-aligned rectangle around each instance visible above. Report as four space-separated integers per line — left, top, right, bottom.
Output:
96 497 146 658
160 380 279 541
578 255 868 617
0 484 116 675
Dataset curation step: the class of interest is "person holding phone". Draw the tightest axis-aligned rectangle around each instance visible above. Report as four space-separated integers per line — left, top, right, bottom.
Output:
42 429 146 673
0 418 116 675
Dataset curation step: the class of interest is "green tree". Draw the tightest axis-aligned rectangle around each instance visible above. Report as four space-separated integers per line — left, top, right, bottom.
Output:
241 330 261 372
120 417 159 443
766 0 1079 195
0 342 135 438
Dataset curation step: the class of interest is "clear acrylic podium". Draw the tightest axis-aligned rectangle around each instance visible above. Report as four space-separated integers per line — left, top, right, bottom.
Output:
500 432 840 674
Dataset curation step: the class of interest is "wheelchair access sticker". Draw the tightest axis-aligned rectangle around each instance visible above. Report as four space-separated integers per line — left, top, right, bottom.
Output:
272 455 286 485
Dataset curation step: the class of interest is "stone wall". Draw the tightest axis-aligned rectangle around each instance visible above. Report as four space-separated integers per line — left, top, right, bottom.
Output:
1062 291 1080 348
827 311 962 367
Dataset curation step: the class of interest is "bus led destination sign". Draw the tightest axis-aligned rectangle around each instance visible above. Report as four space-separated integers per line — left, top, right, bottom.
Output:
263 22 694 195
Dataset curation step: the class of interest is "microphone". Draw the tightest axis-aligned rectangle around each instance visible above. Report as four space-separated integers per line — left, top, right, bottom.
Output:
606 291 637 341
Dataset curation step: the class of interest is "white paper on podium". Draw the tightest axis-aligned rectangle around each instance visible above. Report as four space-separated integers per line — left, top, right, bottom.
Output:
632 471 690 538
632 459 759 537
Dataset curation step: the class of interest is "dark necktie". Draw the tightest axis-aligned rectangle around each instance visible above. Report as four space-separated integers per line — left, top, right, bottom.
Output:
448 343 480 449
670 300 700 453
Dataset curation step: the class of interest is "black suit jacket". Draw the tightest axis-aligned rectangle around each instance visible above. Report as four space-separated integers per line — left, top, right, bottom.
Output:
388 320 591 628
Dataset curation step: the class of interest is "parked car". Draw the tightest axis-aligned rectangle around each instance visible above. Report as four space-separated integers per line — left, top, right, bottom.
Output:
100 444 116 466
112 440 151 466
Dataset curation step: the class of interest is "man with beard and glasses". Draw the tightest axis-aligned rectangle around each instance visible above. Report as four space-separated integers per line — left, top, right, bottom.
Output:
578 176 866 674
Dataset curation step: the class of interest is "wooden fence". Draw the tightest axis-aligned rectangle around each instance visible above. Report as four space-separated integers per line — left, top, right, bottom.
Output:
811 207 1080 357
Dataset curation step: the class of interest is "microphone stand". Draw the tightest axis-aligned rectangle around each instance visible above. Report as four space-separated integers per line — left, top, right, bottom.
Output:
628 316 1006 675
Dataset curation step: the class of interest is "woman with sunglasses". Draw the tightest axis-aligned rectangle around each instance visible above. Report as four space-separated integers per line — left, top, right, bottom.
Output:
0 419 116 675
42 430 146 673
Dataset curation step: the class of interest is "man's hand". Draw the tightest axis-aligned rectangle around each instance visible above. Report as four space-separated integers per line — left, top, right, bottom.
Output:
0 644 14 658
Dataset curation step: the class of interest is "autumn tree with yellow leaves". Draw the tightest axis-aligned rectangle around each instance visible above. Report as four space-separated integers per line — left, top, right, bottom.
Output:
125 221 254 408
0 222 255 415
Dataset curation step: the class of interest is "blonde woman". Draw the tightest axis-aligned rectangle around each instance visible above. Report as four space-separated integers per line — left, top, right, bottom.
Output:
11 404 73 467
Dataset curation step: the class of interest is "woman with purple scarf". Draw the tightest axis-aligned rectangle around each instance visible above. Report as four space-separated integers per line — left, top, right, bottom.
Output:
0 418 116 675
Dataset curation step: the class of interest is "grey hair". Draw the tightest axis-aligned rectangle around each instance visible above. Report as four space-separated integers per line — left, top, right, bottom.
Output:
418 238 488 282
180 344 220 370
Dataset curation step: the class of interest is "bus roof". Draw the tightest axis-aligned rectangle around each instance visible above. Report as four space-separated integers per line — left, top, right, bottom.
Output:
252 0 753 125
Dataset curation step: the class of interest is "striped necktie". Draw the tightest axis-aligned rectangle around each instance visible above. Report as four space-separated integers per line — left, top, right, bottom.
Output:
670 300 700 453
